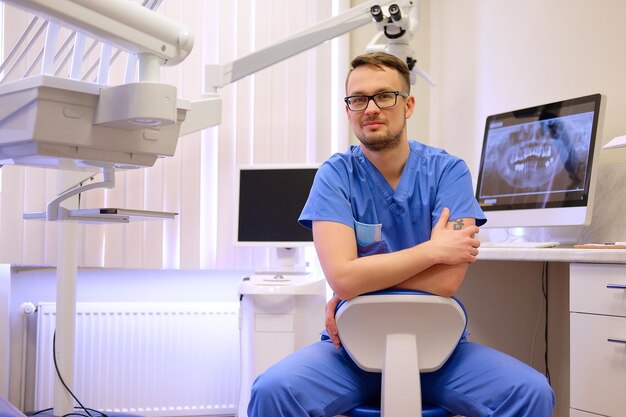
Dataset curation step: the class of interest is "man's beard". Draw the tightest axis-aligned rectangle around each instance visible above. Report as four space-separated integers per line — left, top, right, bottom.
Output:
358 131 402 152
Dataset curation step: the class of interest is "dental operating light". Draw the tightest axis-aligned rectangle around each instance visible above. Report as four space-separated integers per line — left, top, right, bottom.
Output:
0 0 430 172
0 0 430 222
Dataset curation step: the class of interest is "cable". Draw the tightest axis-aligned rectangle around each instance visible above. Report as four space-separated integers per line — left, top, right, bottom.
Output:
541 262 551 385
51 331 105 417
77 174 96 209
80 409 107 417
29 407 108 417
529 275 546 369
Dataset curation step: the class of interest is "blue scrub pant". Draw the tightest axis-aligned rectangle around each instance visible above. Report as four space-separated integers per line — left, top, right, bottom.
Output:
247 338 555 417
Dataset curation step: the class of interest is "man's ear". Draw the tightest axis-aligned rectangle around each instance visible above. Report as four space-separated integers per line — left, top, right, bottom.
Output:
405 95 415 119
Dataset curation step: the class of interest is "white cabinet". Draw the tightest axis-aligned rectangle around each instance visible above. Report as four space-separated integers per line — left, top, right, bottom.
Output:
570 263 626 417
237 274 326 417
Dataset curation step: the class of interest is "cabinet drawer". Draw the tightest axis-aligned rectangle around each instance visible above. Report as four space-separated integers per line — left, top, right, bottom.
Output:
570 263 626 316
570 313 626 416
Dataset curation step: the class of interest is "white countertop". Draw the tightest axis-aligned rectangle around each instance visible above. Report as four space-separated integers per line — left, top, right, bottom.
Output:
477 247 626 264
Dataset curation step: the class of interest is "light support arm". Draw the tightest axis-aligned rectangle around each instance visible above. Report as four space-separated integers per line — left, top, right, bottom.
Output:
204 0 399 94
2 0 194 68
182 0 429 136
184 0 401 135
46 167 115 221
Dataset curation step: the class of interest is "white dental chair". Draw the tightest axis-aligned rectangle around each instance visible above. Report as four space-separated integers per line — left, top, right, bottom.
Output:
335 290 467 417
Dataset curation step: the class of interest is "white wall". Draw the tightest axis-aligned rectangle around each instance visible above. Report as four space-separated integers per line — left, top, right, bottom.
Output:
429 0 626 171
0 265 10 400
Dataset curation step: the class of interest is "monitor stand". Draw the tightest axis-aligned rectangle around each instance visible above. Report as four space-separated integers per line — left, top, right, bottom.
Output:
256 247 309 275
480 225 585 246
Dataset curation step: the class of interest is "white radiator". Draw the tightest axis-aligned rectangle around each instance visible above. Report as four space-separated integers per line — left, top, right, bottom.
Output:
34 302 240 417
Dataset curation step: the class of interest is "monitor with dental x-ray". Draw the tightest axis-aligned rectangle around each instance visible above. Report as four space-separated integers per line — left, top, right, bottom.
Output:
475 93 605 231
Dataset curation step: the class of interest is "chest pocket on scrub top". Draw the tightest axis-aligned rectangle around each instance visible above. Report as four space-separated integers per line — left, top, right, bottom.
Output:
354 219 389 256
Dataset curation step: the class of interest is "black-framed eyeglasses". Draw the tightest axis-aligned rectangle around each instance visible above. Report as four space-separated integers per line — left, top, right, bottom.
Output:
344 90 409 112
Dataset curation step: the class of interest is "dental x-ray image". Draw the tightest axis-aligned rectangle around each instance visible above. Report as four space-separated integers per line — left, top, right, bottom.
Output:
484 113 591 191
476 95 602 211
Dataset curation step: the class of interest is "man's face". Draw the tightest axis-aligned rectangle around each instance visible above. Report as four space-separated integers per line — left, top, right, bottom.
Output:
345 64 414 152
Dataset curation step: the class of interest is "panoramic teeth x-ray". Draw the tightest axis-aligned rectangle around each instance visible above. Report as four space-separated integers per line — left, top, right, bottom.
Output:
486 114 592 192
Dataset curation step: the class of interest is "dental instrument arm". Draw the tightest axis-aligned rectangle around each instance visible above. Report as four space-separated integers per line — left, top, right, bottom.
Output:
205 1 431 92
181 0 433 135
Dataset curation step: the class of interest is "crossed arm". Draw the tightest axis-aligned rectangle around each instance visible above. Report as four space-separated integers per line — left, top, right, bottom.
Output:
313 207 480 349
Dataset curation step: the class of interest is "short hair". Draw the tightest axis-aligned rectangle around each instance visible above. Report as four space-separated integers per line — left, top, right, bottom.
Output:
345 52 411 94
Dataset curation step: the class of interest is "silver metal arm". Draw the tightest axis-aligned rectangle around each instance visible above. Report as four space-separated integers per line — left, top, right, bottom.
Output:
182 0 431 136
204 0 398 93
3 0 194 66
46 167 115 220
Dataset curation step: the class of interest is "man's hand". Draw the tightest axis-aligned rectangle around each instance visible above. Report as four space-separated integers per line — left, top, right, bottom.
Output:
324 295 342 350
429 207 480 265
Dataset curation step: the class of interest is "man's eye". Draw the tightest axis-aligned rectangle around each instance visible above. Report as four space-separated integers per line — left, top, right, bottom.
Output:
377 93 394 101
350 97 368 104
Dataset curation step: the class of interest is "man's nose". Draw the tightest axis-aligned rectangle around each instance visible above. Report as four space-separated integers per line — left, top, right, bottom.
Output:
363 98 380 113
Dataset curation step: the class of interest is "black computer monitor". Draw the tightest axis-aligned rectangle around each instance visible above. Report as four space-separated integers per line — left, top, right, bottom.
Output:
236 164 317 247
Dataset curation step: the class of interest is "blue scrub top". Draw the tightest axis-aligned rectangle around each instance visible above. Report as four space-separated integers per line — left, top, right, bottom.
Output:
299 141 486 255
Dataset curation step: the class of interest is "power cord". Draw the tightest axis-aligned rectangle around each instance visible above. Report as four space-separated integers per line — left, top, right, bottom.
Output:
529 274 546 371
541 262 551 385
29 407 108 417
47 330 109 417
76 174 96 210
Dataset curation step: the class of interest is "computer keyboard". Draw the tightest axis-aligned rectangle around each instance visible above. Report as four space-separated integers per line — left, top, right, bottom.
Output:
480 241 561 248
